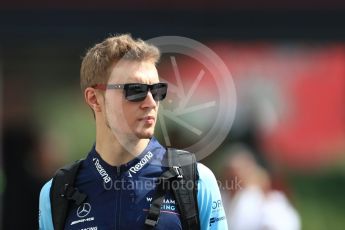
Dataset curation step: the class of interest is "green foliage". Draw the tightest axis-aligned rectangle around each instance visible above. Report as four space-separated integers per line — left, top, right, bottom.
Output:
290 173 345 230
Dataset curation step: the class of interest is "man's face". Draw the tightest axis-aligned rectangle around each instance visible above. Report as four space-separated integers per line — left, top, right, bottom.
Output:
102 60 160 141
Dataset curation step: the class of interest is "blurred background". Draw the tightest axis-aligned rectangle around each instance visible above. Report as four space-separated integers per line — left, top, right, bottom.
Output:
1 0 345 229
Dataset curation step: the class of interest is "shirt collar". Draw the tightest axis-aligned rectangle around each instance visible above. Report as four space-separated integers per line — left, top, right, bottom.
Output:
86 137 166 180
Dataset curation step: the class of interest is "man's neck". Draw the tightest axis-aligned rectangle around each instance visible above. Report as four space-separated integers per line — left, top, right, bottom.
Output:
95 132 150 166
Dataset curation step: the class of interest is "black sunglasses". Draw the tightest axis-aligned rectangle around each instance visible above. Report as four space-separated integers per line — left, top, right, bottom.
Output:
93 83 168 102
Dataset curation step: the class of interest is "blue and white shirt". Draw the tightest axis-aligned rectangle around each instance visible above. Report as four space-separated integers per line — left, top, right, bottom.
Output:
39 137 228 230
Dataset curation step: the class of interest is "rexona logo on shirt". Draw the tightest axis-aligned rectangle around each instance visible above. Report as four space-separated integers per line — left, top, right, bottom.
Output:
128 151 153 177
93 158 111 184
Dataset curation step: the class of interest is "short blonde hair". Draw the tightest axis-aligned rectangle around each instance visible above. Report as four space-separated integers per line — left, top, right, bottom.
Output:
80 34 160 92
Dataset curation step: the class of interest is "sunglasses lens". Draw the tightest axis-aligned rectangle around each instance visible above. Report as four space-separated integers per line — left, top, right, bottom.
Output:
125 84 148 102
124 83 168 102
151 83 168 101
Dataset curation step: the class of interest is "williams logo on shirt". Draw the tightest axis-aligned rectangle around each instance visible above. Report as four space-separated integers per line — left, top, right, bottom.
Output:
146 197 178 213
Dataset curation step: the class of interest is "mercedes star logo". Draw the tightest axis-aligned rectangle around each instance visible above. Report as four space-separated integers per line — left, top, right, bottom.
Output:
77 202 91 218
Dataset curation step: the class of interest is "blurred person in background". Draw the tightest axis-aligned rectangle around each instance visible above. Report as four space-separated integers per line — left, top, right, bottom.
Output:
1 78 64 229
2 123 41 230
221 144 301 230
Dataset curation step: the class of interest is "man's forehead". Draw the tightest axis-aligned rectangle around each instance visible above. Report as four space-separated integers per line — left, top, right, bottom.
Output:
108 60 159 83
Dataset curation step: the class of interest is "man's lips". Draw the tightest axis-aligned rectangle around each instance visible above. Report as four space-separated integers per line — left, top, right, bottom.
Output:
139 116 156 123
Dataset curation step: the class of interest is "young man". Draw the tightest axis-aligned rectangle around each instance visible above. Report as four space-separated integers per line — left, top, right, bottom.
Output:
39 34 228 230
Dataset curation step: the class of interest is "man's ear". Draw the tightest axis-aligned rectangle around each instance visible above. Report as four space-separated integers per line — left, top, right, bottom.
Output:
84 87 102 112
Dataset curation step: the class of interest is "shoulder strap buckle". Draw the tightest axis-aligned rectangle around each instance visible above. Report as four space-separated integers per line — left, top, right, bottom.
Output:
145 216 159 227
61 183 87 206
172 166 183 179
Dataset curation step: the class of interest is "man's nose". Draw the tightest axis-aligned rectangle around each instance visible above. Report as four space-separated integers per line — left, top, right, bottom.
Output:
141 91 157 108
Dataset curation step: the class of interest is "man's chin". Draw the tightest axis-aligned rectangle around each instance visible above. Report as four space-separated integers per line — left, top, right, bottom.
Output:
134 130 154 139
136 133 154 139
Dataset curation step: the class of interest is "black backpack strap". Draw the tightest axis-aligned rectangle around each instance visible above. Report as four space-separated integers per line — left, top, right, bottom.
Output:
50 160 87 230
168 148 200 230
144 148 200 230
145 164 184 227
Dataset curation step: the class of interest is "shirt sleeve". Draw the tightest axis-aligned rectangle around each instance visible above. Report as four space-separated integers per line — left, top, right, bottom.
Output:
39 179 54 230
197 163 228 230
